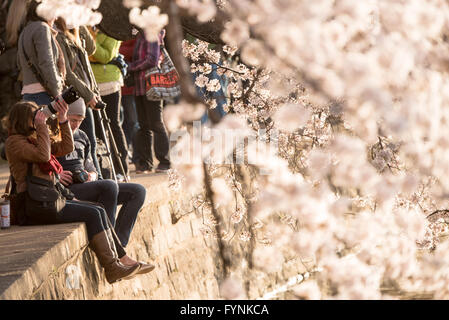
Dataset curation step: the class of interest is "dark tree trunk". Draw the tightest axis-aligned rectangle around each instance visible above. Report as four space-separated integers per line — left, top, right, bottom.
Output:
98 0 228 44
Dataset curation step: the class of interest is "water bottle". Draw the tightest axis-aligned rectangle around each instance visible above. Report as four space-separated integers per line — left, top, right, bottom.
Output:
0 199 10 229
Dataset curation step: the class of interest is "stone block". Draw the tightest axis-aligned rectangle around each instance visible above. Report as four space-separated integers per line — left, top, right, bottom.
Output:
158 204 172 226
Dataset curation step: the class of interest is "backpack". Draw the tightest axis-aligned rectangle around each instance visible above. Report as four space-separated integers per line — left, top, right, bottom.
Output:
95 138 113 180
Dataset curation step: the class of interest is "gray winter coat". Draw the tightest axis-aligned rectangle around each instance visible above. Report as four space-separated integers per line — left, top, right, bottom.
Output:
17 21 64 98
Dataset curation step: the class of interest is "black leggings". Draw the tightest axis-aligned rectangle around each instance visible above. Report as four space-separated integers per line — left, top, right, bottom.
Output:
98 91 129 176
59 200 126 258
58 200 108 240
134 96 170 170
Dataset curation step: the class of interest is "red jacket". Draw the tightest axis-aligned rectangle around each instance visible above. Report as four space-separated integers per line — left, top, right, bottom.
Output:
120 39 137 96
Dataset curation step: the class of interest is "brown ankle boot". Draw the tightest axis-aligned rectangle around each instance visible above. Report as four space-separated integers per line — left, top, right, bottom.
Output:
89 231 140 284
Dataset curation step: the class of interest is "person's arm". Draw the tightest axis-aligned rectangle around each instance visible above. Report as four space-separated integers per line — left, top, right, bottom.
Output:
91 33 121 64
51 121 74 157
119 40 135 63
80 26 96 56
57 34 95 103
7 127 51 163
128 39 160 72
32 23 63 97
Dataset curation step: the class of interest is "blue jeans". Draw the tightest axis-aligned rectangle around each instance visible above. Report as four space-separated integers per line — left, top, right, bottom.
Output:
23 92 52 106
69 180 146 247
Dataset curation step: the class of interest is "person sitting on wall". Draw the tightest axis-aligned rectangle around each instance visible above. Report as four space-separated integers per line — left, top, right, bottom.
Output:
57 99 154 273
4 99 141 284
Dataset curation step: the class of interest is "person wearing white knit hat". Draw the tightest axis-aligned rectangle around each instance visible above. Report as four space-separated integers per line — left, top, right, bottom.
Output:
57 99 154 275
68 97 86 117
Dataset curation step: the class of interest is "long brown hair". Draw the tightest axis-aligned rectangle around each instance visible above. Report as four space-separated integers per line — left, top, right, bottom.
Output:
5 100 38 137
4 101 61 142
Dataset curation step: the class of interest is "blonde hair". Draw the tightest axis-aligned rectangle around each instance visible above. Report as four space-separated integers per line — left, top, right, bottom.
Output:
55 17 82 48
5 0 30 47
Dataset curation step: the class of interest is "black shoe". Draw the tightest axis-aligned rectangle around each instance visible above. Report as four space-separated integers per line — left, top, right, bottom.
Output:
135 164 151 174
155 165 170 173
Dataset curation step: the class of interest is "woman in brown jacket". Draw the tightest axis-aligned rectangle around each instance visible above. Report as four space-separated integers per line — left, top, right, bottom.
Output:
5 100 140 284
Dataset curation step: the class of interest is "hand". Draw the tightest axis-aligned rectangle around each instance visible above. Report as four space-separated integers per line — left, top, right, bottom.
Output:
87 172 97 182
87 96 98 109
34 110 48 127
91 97 104 110
157 53 164 68
53 98 69 123
59 170 73 186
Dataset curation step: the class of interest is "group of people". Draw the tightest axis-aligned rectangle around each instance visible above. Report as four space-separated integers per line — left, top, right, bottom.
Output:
1 0 175 284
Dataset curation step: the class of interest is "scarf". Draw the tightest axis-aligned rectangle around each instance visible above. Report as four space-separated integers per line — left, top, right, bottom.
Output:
38 154 63 176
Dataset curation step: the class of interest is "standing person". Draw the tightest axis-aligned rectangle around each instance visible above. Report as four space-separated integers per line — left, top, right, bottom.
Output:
56 100 155 274
119 39 138 163
54 18 103 179
128 31 171 174
5 0 28 49
2 0 28 141
17 0 65 106
4 100 141 284
90 29 129 181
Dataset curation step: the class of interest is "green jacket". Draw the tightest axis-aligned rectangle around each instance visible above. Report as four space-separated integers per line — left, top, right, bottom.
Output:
90 32 122 84
56 26 99 103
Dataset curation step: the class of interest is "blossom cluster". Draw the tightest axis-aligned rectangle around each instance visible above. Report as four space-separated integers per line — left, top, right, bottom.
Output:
35 0 102 27
171 0 449 300
45 0 449 300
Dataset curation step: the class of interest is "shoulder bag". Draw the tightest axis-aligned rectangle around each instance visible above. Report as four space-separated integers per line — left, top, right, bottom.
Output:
145 46 181 101
24 163 66 225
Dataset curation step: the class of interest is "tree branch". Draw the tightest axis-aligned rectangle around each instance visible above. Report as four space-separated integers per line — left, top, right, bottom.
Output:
203 162 231 278
165 0 203 105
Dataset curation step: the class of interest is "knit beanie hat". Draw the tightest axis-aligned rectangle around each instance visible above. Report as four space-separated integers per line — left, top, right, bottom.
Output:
68 98 86 117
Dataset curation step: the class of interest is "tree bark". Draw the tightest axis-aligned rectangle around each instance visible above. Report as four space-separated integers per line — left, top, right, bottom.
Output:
98 0 228 43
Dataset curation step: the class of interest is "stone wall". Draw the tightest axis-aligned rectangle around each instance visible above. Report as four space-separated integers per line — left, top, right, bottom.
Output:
0 175 306 300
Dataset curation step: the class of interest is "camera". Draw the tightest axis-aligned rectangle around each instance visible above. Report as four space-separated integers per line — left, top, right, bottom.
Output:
42 86 80 119
72 170 89 184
